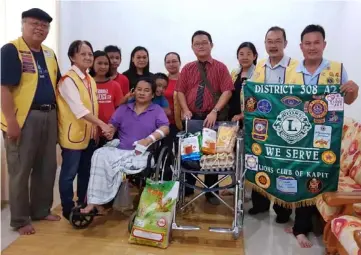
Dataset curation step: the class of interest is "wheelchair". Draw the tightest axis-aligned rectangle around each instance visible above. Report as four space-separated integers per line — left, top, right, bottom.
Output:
68 139 175 229
171 119 246 240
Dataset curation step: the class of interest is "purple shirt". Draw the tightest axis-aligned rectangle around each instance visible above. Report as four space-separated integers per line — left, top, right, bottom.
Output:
110 103 169 150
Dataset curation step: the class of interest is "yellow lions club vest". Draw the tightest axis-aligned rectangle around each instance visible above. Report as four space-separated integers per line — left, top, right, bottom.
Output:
252 58 299 84
56 70 99 150
285 61 343 85
1 37 58 132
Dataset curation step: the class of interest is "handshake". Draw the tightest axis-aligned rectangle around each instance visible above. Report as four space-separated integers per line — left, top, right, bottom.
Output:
100 123 115 140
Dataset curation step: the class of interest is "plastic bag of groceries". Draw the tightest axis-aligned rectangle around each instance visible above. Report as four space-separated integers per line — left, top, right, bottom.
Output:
113 177 133 211
201 128 217 155
216 124 239 153
129 179 179 249
180 132 202 161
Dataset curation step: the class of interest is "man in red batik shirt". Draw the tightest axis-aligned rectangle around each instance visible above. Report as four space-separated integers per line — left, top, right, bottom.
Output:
176 30 234 205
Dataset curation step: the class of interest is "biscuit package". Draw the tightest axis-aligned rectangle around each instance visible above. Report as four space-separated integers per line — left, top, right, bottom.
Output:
181 132 202 161
216 124 239 153
201 128 217 155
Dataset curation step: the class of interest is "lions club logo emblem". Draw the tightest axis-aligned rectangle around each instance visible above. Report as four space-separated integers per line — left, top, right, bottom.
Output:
273 109 312 144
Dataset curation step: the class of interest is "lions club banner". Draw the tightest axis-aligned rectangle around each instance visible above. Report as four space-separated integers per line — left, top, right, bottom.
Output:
243 81 344 207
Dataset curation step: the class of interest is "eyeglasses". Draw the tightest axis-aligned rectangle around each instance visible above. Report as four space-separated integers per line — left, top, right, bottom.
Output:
193 41 210 48
265 40 283 46
27 20 50 29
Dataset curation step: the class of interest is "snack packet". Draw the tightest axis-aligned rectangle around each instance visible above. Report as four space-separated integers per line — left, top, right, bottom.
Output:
181 132 202 161
216 125 239 153
201 128 217 155
129 179 179 249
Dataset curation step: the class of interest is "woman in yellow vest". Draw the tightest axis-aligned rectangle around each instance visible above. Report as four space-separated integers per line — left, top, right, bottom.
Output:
56 40 112 220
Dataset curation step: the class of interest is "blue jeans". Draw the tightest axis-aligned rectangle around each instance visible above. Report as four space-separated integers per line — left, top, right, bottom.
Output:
59 140 97 218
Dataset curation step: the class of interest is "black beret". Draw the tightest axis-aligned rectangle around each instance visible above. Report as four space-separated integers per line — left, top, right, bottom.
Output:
22 8 52 23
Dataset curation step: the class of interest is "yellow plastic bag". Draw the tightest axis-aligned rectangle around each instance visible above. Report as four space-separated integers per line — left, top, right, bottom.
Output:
216 125 239 153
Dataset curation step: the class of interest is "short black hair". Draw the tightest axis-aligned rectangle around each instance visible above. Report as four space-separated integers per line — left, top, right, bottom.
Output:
265 26 287 41
301 24 326 41
104 45 121 58
164 52 181 63
89 50 112 78
67 40 93 65
153 72 169 84
135 77 157 94
237 42 258 65
129 46 150 74
192 30 213 44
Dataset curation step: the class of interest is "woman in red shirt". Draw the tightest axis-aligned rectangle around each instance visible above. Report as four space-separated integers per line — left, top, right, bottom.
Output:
163 52 182 163
89 51 128 146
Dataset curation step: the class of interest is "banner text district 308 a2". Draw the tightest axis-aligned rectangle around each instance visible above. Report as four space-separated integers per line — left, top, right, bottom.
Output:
243 81 344 208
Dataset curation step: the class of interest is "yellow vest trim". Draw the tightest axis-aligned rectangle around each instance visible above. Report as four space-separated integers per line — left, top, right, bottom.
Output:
1 37 58 132
252 58 299 83
285 61 342 85
56 70 99 150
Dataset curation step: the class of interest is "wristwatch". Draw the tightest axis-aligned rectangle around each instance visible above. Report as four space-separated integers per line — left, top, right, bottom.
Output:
212 108 219 114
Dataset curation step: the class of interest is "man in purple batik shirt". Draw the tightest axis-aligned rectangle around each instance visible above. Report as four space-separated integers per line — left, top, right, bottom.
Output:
110 102 169 150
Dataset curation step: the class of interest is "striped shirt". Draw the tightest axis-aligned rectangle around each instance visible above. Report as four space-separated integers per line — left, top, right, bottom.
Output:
175 58 234 114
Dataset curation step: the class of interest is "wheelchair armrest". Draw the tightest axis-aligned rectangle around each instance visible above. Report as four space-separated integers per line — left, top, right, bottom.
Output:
176 131 187 138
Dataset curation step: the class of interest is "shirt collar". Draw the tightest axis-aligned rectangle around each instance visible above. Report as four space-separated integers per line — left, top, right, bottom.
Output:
264 55 290 69
71 65 87 80
127 102 156 113
198 56 214 65
238 64 255 79
296 59 329 74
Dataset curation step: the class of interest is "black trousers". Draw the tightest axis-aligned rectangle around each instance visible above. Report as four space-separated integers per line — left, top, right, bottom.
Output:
251 191 292 220
293 206 316 236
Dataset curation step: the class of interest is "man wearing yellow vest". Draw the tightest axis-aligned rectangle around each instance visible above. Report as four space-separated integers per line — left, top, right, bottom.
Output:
249 26 296 224
284 24 359 248
1 8 62 235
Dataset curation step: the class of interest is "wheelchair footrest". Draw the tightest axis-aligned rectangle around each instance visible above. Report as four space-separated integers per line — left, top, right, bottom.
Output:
172 223 200 231
209 227 234 233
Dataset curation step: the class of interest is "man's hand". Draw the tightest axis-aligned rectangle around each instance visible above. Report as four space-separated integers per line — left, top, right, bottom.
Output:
134 138 152 155
341 80 359 104
100 124 113 140
204 111 217 128
137 138 153 148
6 119 21 142
231 113 244 122
103 124 115 140
183 110 193 120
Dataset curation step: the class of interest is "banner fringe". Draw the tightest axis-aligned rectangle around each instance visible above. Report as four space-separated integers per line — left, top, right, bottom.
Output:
245 180 319 209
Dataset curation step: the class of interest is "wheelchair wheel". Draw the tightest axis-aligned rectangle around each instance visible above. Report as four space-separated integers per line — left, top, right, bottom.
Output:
154 146 174 181
128 211 137 233
69 205 94 229
155 146 170 182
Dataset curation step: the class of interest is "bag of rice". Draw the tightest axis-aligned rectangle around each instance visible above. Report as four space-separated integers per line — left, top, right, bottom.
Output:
181 132 202 161
201 128 217 155
129 179 179 249
216 124 239 153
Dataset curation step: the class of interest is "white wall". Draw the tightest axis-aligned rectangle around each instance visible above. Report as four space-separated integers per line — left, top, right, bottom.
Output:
0 0 58 53
0 0 57 201
58 0 361 120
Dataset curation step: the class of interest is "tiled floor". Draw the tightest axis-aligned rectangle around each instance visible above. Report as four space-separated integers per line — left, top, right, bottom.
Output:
1 169 325 254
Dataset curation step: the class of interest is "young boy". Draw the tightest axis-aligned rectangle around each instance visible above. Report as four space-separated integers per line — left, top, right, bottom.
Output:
152 73 172 116
127 73 171 116
104 45 130 94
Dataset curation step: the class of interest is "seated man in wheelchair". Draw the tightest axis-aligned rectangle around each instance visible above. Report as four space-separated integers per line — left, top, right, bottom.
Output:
81 77 170 214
